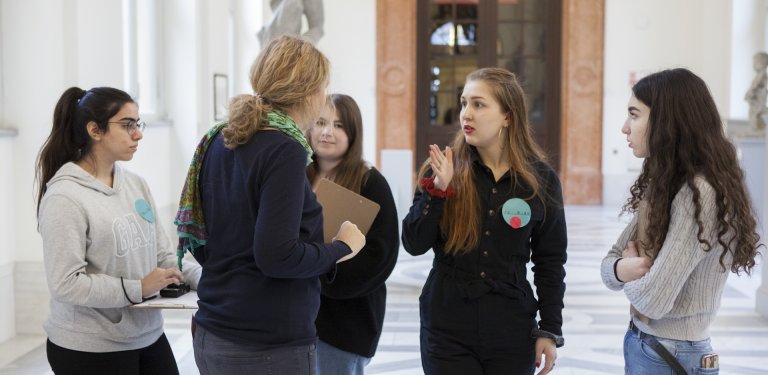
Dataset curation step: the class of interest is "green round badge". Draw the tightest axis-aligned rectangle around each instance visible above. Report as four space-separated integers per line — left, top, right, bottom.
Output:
501 198 531 229
135 199 155 223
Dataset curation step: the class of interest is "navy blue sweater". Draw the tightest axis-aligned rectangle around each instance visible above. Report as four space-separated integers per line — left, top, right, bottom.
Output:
193 130 351 348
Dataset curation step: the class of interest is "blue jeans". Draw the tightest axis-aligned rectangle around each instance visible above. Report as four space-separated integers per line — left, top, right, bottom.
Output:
624 329 719 374
193 323 316 375
316 340 371 375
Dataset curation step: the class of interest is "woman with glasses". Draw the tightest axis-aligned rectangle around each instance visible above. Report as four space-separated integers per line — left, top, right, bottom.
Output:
35 86 201 374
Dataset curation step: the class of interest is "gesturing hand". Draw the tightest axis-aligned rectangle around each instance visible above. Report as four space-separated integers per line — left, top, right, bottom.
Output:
429 144 454 191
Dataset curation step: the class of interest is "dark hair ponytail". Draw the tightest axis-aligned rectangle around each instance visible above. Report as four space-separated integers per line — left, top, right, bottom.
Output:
35 87 134 211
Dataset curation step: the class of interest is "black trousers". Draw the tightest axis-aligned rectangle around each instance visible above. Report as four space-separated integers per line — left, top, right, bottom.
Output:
47 333 179 375
419 269 537 375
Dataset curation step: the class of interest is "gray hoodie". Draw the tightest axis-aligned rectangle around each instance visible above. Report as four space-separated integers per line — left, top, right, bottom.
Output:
38 162 201 352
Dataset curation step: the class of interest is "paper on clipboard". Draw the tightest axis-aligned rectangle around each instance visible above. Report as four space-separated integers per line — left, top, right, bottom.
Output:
131 290 199 309
315 178 380 243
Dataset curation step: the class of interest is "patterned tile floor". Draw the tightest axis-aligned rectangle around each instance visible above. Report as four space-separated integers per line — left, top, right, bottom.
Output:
1 205 766 374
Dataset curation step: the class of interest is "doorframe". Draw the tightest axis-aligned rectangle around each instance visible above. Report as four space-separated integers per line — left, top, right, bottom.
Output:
376 0 603 204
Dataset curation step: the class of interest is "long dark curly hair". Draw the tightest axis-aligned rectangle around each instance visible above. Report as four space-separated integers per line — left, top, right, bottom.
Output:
623 68 761 274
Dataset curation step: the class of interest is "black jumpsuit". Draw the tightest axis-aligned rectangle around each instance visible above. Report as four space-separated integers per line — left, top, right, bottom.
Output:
402 152 567 375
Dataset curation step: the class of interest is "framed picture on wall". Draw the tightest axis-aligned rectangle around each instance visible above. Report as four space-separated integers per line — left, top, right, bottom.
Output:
213 73 229 121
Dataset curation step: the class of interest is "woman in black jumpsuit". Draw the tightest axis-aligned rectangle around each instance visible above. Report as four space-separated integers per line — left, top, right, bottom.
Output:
402 67 567 375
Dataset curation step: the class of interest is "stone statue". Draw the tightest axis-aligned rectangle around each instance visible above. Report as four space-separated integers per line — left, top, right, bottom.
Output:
744 52 768 134
258 0 324 47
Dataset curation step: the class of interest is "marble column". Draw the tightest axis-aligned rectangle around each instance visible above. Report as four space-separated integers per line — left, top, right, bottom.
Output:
560 0 605 204
376 0 416 158
0 128 18 343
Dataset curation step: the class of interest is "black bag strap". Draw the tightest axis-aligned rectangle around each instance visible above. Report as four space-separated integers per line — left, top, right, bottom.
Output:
629 321 688 375
643 334 688 375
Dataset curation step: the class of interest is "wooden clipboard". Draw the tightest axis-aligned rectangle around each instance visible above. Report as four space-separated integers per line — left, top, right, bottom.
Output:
315 178 380 243
131 290 199 309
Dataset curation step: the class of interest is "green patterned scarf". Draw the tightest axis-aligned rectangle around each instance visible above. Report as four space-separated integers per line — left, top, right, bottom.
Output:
173 111 313 270
266 110 314 165
174 122 226 270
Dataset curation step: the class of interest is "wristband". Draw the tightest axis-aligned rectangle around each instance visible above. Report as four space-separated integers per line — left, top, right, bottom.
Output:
614 257 624 282
121 277 141 305
419 176 456 199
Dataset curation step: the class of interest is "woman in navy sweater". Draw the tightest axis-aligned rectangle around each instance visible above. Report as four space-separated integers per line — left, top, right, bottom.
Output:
306 94 400 374
178 35 366 375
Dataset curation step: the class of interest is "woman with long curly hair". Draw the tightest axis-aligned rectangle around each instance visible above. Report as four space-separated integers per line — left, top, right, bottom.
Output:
601 68 762 374
402 67 567 375
177 35 365 374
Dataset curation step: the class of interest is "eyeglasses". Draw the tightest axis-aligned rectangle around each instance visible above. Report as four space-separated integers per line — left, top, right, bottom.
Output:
108 120 146 135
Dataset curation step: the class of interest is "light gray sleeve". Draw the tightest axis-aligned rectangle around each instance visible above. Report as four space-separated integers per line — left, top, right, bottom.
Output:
623 180 719 319
40 195 138 307
180 258 202 290
140 178 202 290
600 215 637 291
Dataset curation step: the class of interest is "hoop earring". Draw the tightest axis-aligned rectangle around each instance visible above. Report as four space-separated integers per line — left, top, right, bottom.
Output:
498 126 508 138
498 126 508 149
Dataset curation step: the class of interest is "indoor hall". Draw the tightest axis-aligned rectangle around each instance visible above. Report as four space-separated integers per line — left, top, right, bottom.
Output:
1 206 766 374
1 0 767 374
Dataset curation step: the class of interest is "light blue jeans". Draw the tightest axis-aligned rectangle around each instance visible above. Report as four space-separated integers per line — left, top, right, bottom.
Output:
193 323 316 375
624 328 719 374
316 340 371 375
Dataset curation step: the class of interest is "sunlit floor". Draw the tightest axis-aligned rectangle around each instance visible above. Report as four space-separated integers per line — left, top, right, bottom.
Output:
1 205 766 374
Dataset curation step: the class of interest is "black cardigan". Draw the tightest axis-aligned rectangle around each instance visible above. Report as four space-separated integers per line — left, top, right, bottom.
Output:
315 168 400 357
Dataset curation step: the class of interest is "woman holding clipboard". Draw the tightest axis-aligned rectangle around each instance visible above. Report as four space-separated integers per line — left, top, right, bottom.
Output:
306 94 400 375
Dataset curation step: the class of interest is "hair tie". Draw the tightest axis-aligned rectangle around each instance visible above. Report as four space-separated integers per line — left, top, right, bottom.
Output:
77 89 92 108
253 93 270 105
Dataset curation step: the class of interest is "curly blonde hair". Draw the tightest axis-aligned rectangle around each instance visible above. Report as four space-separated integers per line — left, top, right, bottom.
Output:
223 35 330 149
